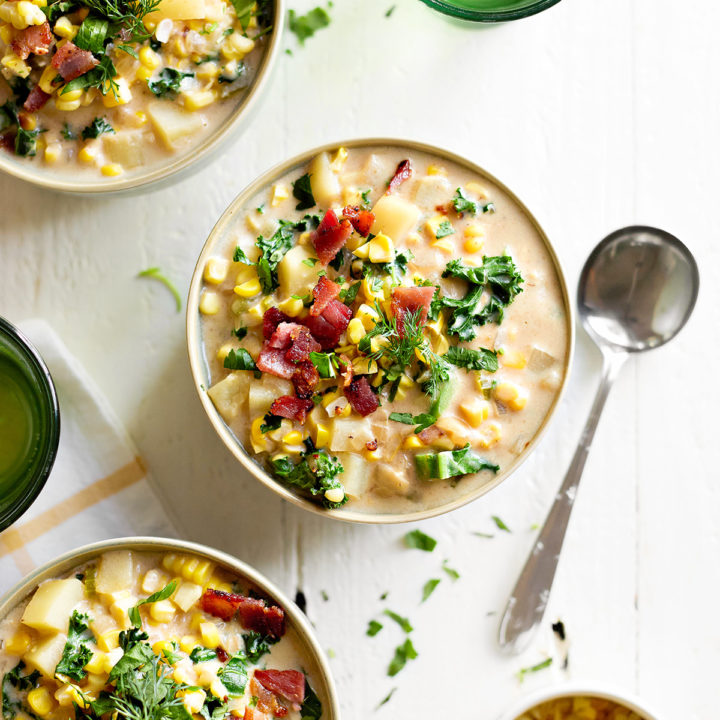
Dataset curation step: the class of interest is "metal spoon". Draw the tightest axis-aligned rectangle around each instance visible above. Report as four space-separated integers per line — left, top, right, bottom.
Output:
498 225 699 653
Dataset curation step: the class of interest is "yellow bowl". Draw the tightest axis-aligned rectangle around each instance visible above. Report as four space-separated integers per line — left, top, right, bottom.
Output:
0 0 284 194
186 137 575 524
0 536 340 718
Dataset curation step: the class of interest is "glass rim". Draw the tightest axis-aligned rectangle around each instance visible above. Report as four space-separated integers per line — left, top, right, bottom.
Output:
419 0 562 21
0 316 61 531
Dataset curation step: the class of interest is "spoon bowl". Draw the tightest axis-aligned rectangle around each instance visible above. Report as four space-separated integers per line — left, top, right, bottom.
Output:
579 226 699 352
498 225 699 653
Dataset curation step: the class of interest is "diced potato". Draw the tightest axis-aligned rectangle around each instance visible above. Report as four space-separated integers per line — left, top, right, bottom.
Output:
173 581 203 612
96 551 134 595
373 466 411 497
308 152 340 208
207 373 250 423
336 452 369 498
369 195 421 243
248 378 292 417
103 131 145 169
413 175 452 210
328 418 375 452
277 244 320 297
22 579 83 633
147 101 204 150
146 0 207 20
24 633 67 678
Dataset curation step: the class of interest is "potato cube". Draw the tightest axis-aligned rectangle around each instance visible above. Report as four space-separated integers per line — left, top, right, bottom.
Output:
103 131 145 169
336 452 368 498
173 581 203 612
277 244 320 297
308 151 340 208
373 466 411 497
147 101 204 150
22 579 83 633
24 633 67 678
96 551 134 595
328 418 375 452
146 0 208 21
369 195 421 242
208 373 249 423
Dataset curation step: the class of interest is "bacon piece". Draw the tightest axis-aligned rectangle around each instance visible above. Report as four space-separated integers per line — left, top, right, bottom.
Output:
292 361 319 400
51 41 99 81
418 424 445 445
304 299 352 350
0 131 14 153
250 677 288 717
263 307 291 340
254 670 305 707
200 589 286 638
386 159 412 194
338 353 353 388
311 209 352 265
344 376 379 417
310 275 341 317
243 707 267 720
215 647 229 663
11 21 52 60
285 326 320 364
270 395 313 423
341 205 375 237
256 347 297 380
390 285 436 338
268 322 297 349
22 86 50 112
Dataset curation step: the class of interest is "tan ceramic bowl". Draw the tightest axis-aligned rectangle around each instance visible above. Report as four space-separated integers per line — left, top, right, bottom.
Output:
0 537 340 719
0 1 284 194
186 138 575 524
497 684 661 720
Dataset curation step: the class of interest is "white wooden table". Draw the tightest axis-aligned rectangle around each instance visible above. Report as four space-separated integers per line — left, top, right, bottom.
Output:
2 0 717 716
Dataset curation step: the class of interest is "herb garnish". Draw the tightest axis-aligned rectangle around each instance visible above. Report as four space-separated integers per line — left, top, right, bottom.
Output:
300 679 323 720
128 580 177 627
414 445 499 481
137 267 182 312
387 638 417 677
516 657 552 682
271 448 347 508
403 530 436 552
492 515 511 532
383 610 412 633
288 6 331 44
81 116 115 140
243 631 278 663
292 172 315 210
61 121 77 140
255 221 297 293
231 327 248 341
376 687 396 709
224 348 259 373
260 413 282 434
56 611 94 680
366 620 383 637
444 345 498 372
434 220 454 238
189 647 217 663
148 68 194 98
421 578 440 603
451 187 495 215
218 653 248 696
441 560 460 581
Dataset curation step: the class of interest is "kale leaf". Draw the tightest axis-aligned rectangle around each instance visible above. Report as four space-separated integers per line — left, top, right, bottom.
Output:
242 631 277 663
443 345 498 372
148 68 193 98
82 116 115 140
271 449 346 508
291 172 315 210
217 653 248 697
55 611 94 680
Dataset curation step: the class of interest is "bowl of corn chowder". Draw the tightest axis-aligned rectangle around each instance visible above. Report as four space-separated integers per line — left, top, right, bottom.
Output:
497 686 661 720
187 139 573 523
0 0 282 191
0 538 338 720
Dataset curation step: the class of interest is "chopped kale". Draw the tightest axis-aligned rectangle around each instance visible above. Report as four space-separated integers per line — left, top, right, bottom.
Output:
271 449 346 508
260 413 282 434
148 68 193 98
415 445 499 481
218 653 248 697
14 127 40 157
292 172 316 210
81 116 115 140
255 221 296 293
434 219 455 238
243 631 277 663
55 611 94 680
189 647 217 663
443 345 498 373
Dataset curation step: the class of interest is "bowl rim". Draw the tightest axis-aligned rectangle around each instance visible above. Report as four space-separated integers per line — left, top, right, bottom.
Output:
0 0 285 194
0 316 60 532
0 536 341 720
419 0 562 22
186 136 575 524
495 683 662 720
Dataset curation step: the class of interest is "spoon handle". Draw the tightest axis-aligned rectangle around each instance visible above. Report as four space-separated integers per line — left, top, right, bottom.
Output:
497 348 628 653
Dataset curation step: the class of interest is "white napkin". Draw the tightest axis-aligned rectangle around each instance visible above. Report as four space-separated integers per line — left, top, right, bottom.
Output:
0 319 177 592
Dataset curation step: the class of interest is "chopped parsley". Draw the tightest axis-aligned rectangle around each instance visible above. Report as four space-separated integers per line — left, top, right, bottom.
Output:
55 611 94 680
137 267 182 312
148 68 193 98
255 221 297 293
233 247 254 264
74 16 110 54
403 529 437 552
2 662 40 720
231 326 248 341
292 172 315 210
452 187 495 215
516 657 552 682
441 560 460 581
271 448 347 508
492 515 511 532
288 6 331 44
383 610 412 633
387 638 417 677
300 679 323 720
81 116 115 140
308 351 338 378
421 578 440 602
366 620 383 637
61 121 77 140
224 348 258 372
385 4 396 17
260 413 282 434
434 220 455 238
189 646 217 663
14 127 40 157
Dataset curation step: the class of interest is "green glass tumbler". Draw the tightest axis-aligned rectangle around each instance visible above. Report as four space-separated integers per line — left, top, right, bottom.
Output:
0 317 60 531
419 0 562 22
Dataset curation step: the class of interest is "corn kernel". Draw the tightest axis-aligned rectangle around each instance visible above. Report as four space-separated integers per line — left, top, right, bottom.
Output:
403 435 423 449
367 233 394 263
271 183 289 207
192 561 214 586
324 487 345 504
276 296 304 317
352 356 377 375
459 398 491 428
55 96 82 111
179 635 199 654
282 430 303 445
142 568 169 593
42 141 61 165
196 61 219 80
173 665 196 686
96 630 121 652
352 242 370 259
393 374 414 401
426 163 447 176
84 674 107 693
135 65 153 81
250 416 267 452
15 0 45 27
149 599 175 623
364 448 381 461
54 685 87 709
27 688 54 717
0 22 13 44
495 381 528 411
405 231 421 245
424 214 449 238
78 143 98 164
312 423 329 449
139 45 160 69
476 420 502 448
4 630 32 655
199 622 220 649
101 163 123 177
234 278 261 298
182 89 216 111
432 334 449 355
359 278 383 303
329 146 348 172
346 318 366 345
109 592 136 628
464 235 484 254
431 238 455 254
199 291 221 315
210 678 228 699
53 15 76 38
84 652 107 675
220 31 254 60
203 257 229 285
466 181 488 199
501 349 527 369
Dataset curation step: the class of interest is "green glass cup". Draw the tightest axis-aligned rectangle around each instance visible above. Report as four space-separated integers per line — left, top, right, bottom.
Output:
419 0 562 22
0 317 60 531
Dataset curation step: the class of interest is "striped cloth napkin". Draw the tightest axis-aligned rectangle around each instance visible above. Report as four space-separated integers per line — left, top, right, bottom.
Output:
0 319 177 593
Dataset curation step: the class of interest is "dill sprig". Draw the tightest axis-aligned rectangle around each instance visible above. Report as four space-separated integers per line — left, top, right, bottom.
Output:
83 0 162 44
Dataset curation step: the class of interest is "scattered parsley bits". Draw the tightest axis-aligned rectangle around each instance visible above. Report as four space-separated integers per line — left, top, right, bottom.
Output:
435 219 455 238
421 578 440 603
289 6 331 44
82 116 115 140
231 326 248 341
403 529 437 552
387 638 418 677
442 560 460 581
61 122 77 140
292 172 316 210
137 267 182 312
128 580 177 627
366 620 383 637
516 657 552 682
383 610 413 633
148 68 193 98
473 531 494 539
385 4 396 17
260 413 282 433
492 515 511 532
224 348 259 372
376 687 397 709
